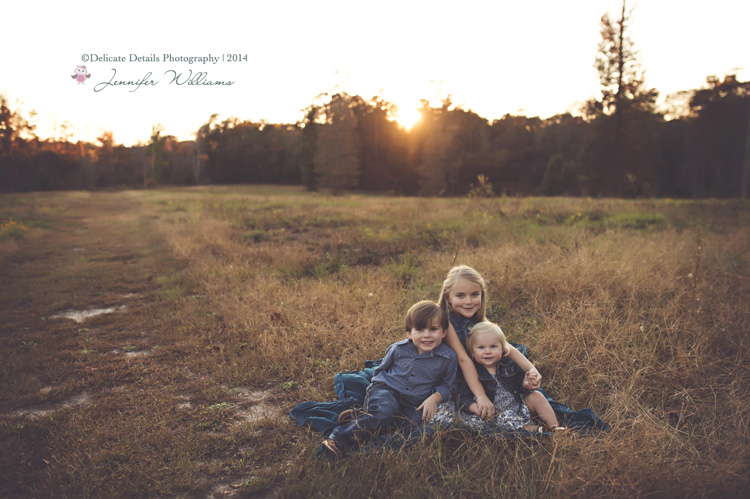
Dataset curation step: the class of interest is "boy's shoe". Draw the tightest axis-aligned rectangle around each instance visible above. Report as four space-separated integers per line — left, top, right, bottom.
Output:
321 438 343 459
337 409 356 424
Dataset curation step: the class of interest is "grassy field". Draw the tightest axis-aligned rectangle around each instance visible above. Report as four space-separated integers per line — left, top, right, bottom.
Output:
1 186 748 498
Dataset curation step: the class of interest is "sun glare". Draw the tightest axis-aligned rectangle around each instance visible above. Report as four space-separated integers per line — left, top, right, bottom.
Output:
394 107 422 130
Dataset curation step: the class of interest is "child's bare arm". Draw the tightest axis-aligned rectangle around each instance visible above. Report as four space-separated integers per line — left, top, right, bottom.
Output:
507 345 542 390
444 323 494 418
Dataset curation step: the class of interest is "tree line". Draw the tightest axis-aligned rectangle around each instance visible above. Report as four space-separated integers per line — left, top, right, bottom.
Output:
2 5 749 198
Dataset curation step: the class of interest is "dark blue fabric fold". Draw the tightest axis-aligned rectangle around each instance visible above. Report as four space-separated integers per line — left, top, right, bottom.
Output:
333 359 382 404
288 398 358 435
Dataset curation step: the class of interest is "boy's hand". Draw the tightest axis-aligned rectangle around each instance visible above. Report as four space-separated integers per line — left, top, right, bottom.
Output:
523 370 542 390
475 395 495 419
417 396 440 423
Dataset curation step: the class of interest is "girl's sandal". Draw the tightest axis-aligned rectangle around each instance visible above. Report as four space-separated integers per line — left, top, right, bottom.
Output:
538 423 569 433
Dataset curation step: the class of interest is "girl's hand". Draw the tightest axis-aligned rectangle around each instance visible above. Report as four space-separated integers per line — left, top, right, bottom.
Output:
468 402 479 415
475 395 495 419
523 370 542 390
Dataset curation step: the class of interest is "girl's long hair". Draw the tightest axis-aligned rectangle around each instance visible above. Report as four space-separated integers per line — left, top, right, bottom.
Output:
437 265 488 321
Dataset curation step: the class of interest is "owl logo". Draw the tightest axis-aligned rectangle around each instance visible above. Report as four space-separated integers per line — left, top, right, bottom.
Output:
71 65 91 84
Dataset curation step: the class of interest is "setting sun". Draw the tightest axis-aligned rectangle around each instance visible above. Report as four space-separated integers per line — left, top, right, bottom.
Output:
393 106 422 130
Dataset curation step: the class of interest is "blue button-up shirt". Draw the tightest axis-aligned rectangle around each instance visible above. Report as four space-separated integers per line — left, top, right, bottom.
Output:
371 338 457 404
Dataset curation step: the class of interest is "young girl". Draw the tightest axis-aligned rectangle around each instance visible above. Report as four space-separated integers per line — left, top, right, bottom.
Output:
437 265 544 420
458 322 564 432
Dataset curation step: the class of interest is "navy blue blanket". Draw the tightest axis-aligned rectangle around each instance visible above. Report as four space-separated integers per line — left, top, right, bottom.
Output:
289 351 608 449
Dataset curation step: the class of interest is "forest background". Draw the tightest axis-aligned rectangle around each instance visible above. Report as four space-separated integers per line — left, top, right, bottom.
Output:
1 5 749 199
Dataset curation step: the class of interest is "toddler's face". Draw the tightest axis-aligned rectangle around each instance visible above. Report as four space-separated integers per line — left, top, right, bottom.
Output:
447 278 482 318
470 332 504 368
408 316 446 355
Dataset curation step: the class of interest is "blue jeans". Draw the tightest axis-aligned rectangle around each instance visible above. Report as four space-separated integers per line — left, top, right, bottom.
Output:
328 382 423 451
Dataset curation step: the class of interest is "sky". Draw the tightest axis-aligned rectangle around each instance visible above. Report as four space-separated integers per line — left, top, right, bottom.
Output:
3 0 748 146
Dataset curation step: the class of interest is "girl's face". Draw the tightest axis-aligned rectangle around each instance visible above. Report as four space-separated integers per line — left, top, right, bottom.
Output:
470 332 505 369
447 278 482 319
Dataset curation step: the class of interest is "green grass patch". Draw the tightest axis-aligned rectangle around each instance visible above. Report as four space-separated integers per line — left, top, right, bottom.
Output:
241 229 270 243
155 273 188 298
600 212 667 230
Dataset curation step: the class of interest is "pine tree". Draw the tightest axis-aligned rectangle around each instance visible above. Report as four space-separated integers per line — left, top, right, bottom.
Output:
595 0 657 123
584 0 661 196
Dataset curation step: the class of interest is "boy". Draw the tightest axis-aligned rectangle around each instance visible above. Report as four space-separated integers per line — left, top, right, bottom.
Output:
322 300 457 458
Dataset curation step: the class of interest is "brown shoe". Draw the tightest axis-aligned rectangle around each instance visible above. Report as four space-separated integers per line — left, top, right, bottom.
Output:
337 409 355 424
321 438 343 458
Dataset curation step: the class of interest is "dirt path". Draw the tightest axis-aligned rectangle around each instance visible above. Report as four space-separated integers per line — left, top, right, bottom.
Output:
1 191 290 497
1 191 168 412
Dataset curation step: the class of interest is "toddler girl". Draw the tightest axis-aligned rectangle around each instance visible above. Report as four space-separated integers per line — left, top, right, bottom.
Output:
457 321 564 432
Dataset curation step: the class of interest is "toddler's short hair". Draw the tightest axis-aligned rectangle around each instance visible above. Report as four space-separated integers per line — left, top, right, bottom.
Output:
466 321 510 356
405 300 449 332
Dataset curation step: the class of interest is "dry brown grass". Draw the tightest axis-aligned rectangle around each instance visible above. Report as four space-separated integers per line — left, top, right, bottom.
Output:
1 186 748 497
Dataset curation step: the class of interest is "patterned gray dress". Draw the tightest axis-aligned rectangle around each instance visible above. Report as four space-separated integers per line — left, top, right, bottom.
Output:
431 398 457 427
462 373 531 430
431 312 531 430
432 373 531 431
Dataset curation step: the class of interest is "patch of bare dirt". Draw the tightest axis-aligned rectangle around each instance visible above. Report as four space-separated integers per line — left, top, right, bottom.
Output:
50 305 128 323
233 388 285 423
0 392 93 420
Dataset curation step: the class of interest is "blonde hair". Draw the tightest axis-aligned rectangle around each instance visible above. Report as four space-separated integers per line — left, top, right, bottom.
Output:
437 265 488 320
466 321 510 357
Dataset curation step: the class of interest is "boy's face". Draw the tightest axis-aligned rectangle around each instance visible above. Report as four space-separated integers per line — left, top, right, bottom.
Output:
408 316 447 355
470 332 504 368
448 278 482 318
